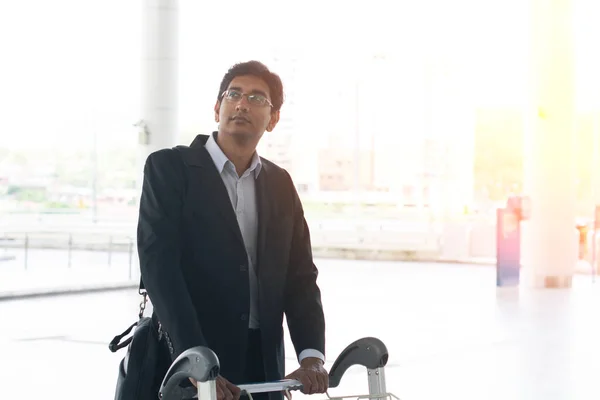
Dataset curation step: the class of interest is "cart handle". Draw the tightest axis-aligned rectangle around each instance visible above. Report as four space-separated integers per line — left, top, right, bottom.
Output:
238 379 303 395
159 346 220 399
328 337 389 388
159 337 388 399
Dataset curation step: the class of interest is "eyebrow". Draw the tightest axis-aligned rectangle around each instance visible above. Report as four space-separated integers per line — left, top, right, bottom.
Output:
228 86 269 98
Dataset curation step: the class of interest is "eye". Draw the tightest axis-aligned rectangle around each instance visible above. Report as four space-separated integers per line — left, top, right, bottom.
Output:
248 94 266 104
227 90 242 100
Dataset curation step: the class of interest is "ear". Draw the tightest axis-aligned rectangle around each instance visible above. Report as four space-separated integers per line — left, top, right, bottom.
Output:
266 110 280 132
214 100 221 123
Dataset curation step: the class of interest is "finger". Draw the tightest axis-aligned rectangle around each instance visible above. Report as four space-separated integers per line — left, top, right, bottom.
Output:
310 372 321 394
316 368 329 393
226 381 241 400
285 371 300 385
217 377 234 398
297 374 310 394
220 383 234 400
316 370 328 393
302 372 318 395
189 378 197 388
216 384 226 400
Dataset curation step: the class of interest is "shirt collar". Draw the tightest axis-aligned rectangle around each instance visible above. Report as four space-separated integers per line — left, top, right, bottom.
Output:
204 132 262 178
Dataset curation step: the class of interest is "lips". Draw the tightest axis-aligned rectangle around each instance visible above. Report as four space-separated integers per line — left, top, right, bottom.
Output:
230 115 250 124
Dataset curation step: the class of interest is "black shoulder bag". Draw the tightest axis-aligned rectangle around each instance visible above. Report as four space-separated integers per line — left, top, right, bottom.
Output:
109 280 168 400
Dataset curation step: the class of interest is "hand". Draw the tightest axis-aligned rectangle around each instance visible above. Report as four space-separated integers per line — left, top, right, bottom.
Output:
189 375 241 400
285 357 329 395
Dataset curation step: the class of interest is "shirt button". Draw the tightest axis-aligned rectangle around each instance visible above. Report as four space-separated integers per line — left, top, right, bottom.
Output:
240 264 247 272
241 313 248 321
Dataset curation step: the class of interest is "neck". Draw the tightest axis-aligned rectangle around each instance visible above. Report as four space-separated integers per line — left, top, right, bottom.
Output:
216 131 255 175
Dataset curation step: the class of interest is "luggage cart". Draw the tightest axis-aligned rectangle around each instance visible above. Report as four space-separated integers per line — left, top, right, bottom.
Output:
158 337 399 400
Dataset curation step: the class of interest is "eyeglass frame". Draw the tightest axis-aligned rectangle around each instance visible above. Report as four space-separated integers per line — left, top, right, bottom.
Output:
220 89 273 108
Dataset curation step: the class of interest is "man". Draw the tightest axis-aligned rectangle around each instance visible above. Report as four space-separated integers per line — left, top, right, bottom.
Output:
137 60 328 400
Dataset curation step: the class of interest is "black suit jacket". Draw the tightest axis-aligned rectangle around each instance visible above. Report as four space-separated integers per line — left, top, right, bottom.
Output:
137 133 326 385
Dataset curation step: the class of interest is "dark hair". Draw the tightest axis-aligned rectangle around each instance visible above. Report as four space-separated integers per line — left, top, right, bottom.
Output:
217 60 284 111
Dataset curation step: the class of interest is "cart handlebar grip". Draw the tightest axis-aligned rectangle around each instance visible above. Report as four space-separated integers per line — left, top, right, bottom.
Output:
159 346 220 400
328 337 388 388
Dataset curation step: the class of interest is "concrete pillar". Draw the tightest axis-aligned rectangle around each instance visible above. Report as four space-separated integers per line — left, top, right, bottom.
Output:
133 0 179 283
592 113 600 274
138 0 179 160
522 0 577 288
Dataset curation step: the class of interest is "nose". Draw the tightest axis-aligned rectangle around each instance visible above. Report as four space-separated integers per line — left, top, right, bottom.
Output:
235 102 249 112
234 94 251 111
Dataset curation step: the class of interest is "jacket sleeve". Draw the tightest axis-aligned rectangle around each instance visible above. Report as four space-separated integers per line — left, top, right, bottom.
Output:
283 172 326 359
137 149 207 358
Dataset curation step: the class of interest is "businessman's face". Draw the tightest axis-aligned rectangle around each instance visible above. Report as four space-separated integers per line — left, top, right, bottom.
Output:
214 75 280 147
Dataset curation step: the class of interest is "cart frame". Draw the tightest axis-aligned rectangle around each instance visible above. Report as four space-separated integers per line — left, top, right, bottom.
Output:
158 337 394 400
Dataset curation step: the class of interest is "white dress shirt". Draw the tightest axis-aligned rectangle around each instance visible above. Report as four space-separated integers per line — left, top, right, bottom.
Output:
204 133 325 363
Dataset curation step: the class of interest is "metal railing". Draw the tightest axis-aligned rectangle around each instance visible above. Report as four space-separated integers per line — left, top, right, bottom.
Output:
0 232 135 275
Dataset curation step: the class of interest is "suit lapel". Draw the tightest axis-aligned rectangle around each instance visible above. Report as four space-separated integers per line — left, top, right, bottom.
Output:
255 161 271 274
180 136 245 249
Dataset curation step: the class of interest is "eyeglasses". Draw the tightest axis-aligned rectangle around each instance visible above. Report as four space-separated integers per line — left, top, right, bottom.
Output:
221 89 273 108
